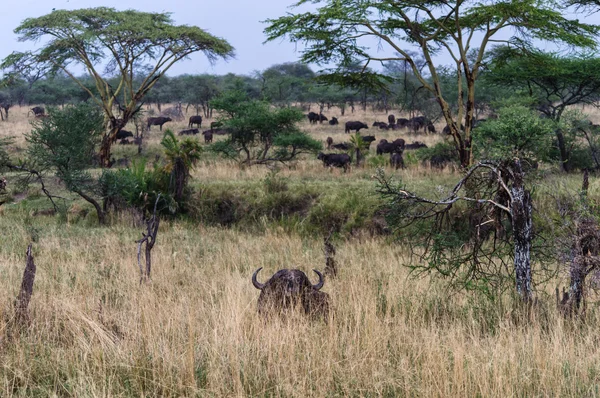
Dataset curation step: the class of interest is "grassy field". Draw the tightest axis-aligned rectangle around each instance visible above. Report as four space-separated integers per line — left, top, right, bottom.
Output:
1 105 600 396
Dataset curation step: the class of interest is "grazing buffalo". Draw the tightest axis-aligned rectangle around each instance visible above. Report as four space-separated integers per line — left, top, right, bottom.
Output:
373 121 390 130
376 138 405 155
388 114 396 125
189 115 203 128
179 128 199 136
361 135 376 148
396 118 409 129
317 152 351 172
147 117 172 131
345 121 369 134
202 130 213 143
332 142 351 151
427 122 436 134
390 151 405 169
210 128 230 135
252 268 330 320
329 117 339 125
308 112 328 124
408 116 427 132
326 137 333 149
442 124 465 135
29 106 45 117
404 141 428 150
115 129 133 141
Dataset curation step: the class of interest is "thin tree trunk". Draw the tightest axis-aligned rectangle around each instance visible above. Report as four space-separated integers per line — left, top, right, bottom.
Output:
556 130 570 172
511 159 533 301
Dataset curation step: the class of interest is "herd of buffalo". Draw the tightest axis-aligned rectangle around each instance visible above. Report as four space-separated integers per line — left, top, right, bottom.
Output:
23 106 443 320
103 110 436 172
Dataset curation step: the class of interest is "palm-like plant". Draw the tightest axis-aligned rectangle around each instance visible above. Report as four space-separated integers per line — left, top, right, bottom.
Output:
161 130 202 202
349 133 368 167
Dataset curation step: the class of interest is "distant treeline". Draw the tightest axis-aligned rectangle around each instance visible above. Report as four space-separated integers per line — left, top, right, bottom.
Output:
0 61 512 121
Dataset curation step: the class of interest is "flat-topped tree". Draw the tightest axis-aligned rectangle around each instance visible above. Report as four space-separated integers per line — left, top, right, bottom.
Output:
265 0 598 168
1 7 234 168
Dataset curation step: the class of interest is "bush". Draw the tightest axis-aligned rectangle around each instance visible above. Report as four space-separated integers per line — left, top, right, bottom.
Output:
416 142 459 168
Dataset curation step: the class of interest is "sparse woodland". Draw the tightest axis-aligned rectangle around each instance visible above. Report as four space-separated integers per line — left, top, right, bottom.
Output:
3 2 600 397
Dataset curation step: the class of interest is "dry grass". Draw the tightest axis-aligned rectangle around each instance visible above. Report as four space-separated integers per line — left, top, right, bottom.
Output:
1 105 600 396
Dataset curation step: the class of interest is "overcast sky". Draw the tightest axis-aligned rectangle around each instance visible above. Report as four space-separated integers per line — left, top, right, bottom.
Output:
0 0 313 77
1 1 599 78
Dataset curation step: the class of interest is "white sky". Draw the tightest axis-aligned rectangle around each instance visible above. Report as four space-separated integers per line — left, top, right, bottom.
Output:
1 1 599 77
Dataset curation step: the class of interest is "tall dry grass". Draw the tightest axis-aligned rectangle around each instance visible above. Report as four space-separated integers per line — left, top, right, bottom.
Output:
1 105 599 396
0 215 599 397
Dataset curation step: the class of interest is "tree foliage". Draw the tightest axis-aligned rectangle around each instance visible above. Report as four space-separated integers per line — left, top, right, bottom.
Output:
26 103 106 223
265 0 598 167
1 7 234 167
485 49 600 170
211 91 322 165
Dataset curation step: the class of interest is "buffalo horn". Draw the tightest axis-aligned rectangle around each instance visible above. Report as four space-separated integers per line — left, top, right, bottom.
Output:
252 267 266 290
312 269 324 290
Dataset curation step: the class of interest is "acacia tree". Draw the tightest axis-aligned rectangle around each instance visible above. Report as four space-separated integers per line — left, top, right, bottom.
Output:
1 7 234 167
211 91 322 166
265 0 597 168
485 49 600 171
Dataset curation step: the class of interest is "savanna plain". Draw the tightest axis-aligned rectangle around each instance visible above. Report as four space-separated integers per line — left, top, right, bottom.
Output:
2 106 600 397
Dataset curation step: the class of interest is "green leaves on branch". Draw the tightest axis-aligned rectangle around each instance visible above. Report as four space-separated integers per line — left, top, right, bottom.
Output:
474 105 554 162
210 91 322 165
2 7 234 167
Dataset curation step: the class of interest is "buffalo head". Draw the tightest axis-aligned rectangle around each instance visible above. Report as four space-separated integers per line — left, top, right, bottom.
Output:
252 268 329 320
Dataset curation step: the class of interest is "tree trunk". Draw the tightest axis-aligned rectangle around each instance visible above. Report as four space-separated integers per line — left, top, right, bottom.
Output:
556 130 570 172
510 159 533 301
74 188 106 225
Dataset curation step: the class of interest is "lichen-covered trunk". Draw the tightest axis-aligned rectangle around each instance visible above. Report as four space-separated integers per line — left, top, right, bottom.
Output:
511 160 533 301
568 257 586 313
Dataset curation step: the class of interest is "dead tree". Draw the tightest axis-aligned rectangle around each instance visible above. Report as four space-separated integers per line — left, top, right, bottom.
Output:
324 231 338 278
14 244 37 325
136 195 161 283
376 159 535 301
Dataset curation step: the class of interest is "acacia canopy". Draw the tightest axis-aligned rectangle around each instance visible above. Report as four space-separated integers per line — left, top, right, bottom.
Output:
1 7 234 167
265 0 598 167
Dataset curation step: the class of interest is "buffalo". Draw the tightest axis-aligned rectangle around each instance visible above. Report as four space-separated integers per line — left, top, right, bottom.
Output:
252 268 330 320
408 116 427 133
115 129 133 141
332 142 351 151
442 124 465 135
147 117 172 131
396 118 409 129
317 152 351 172
345 121 368 134
390 151 405 169
361 135 376 149
202 130 213 143
179 128 199 136
360 135 375 149
404 141 428 150
326 137 333 149
189 115 203 128
426 122 436 134
376 138 405 155
388 114 396 125
29 106 45 117
308 112 328 124
373 122 389 130
329 117 339 125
